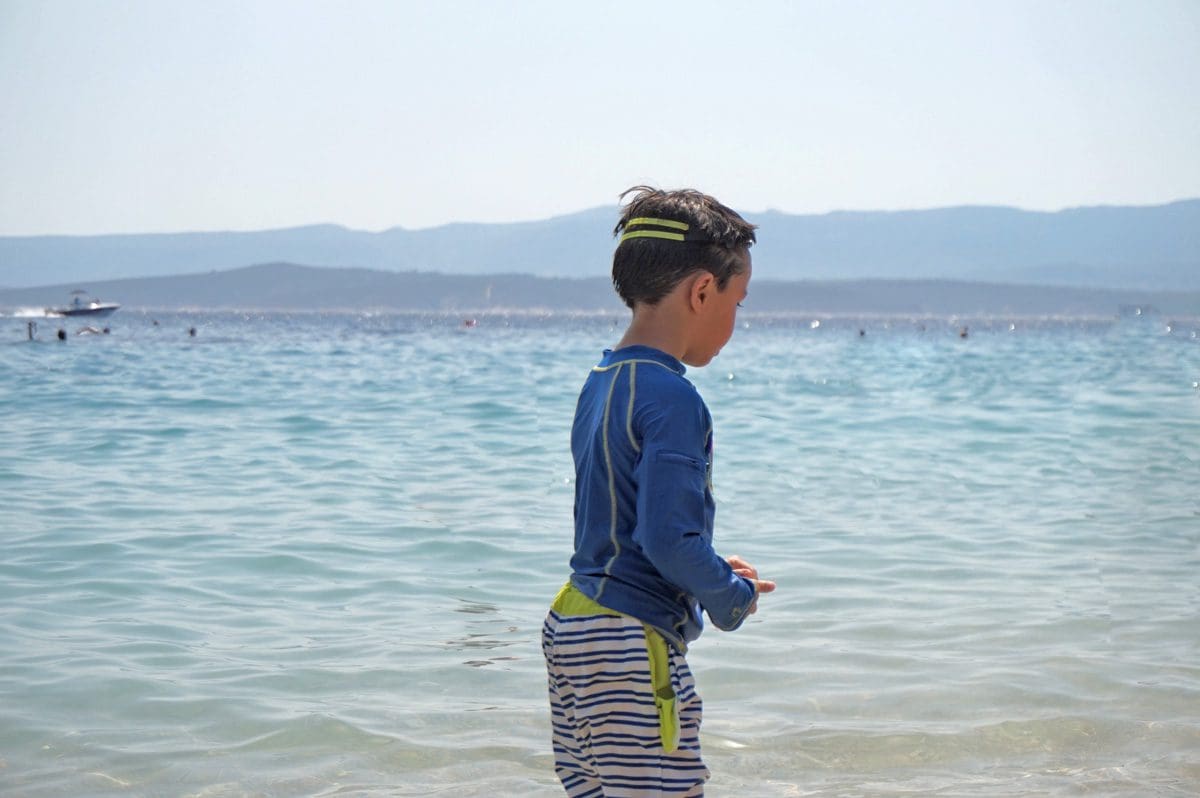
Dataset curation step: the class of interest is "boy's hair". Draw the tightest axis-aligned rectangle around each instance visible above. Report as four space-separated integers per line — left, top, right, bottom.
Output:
612 186 757 309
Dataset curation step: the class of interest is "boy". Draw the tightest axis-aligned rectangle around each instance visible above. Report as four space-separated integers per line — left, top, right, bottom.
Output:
542 186 776 796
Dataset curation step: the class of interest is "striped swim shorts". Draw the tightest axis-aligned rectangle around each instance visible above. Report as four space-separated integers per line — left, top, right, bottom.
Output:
542 584 709 797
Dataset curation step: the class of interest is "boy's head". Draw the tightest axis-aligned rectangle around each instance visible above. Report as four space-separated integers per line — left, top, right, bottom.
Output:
612 186 757 310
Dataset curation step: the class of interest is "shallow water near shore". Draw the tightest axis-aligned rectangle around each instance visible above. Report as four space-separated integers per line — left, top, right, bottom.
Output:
2 310 1198 796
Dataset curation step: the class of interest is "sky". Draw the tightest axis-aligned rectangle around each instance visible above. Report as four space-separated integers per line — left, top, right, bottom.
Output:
1 0 1198 236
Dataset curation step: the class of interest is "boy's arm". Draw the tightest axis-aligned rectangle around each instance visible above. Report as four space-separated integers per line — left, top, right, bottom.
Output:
631 405 758 631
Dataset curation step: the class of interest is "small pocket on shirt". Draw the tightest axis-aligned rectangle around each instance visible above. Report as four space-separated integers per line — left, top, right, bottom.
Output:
655 450 708 471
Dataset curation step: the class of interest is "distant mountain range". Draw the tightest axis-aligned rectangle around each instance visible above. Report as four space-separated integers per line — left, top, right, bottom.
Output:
2 262 1196 317
1 199 1197 291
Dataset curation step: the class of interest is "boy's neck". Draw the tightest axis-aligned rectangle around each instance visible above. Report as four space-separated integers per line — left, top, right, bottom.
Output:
614 302 690 362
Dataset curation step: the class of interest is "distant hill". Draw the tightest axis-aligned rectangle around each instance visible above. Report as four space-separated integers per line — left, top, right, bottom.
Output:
0 263 621 313
0 210 615 290
2 262 1196 317
753 200 1200 289
1 200 1197 291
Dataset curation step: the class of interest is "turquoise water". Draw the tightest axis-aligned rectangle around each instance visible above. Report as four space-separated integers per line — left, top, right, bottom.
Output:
2 310 1198 796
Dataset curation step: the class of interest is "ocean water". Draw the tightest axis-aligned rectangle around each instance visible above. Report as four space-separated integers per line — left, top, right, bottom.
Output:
1 309 1198 797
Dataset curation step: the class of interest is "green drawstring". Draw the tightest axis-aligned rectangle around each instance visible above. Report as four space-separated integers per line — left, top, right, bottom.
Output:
644 624 679 752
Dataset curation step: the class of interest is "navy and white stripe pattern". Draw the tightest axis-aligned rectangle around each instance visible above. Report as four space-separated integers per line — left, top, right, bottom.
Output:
543 609 709 796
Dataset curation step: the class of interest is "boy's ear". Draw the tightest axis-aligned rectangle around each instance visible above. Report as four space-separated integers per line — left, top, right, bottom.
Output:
689 271 716 312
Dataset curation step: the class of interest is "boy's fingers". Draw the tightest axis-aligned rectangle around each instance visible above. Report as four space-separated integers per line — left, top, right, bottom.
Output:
728 556 758 578
753 579 777 594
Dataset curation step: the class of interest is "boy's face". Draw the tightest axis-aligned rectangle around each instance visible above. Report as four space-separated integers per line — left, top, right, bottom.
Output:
685 250 752 367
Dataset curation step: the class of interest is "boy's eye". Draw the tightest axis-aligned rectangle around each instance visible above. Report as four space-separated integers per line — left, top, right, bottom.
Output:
737 302 745 308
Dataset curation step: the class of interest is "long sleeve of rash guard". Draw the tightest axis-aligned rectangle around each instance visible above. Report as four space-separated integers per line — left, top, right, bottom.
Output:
630 394 756 631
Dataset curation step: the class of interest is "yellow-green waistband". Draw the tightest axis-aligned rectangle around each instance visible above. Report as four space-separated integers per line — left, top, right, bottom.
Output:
551 581 622 617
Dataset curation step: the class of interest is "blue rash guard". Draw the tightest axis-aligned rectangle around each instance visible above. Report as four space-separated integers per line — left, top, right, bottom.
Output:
568 345 756 652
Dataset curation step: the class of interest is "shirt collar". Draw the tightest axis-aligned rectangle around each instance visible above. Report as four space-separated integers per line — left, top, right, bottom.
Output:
601 345 686 376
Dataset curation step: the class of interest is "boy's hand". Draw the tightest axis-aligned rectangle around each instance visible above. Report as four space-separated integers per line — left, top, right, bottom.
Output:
727 554 776 615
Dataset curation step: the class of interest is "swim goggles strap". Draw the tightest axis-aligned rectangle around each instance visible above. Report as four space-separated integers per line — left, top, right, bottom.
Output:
619 217 712 244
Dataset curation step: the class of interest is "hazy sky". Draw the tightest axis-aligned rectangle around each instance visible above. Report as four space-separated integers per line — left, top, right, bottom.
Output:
1 0 1198 235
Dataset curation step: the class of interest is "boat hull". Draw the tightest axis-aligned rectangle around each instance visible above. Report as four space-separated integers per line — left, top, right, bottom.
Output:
55 304 121 318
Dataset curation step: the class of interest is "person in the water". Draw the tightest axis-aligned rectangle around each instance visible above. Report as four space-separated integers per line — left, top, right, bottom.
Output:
542 187 775 796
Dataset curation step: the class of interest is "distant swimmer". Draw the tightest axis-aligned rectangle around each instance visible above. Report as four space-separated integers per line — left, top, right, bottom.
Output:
57 328 67 341
959 326 969 339
188 326 197 337
27 321 37 341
